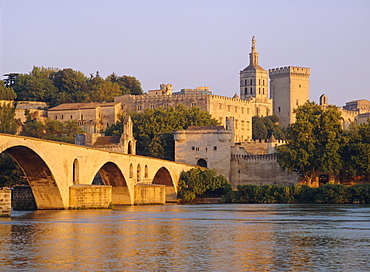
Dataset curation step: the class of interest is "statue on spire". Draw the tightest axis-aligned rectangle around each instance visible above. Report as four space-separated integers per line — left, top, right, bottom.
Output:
251 36 256 51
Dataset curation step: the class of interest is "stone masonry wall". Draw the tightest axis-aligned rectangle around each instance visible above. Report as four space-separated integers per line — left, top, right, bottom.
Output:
0 189 12 217
230 154 299 187
134 184 166 205
12 185 37 210
69 185 112 209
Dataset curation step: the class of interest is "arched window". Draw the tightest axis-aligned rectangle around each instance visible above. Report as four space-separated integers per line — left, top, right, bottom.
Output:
137 164 141 182
144 165 148 178
129 163 133 178
128 141 133 154
73 159 79 184
197 159 207 168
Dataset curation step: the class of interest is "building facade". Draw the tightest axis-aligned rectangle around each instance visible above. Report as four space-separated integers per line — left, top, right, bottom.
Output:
48 102 122 133
269 66 310 127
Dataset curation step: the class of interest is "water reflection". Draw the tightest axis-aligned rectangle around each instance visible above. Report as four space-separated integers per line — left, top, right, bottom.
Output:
0 204 369 271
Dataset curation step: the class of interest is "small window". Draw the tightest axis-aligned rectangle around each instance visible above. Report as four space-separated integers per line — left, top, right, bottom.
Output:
278 107 281 112
228 105 231 112
192 146 195 150
137 105 142 110
55 116 57 120
150 105 155 109
191 102 196 107
213 146 217 151
70 115 73 119
61 115 64 120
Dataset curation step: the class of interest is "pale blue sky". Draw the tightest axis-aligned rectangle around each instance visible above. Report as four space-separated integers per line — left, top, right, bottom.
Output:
1 0 369 107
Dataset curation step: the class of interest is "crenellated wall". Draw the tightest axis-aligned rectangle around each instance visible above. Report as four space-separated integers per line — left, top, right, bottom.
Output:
230 153 299 187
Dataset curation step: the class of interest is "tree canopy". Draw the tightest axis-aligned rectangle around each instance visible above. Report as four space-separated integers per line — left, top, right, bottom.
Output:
5 66 143 107
0 80 17 100
177 167 231 202
342 121 370 177
21 111 84 143
252 115 285 140
276 101 345 183
105 104 219 160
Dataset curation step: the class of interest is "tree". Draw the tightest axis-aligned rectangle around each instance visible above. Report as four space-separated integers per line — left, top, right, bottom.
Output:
105 104 219 160
342 121 370 177
87 73 121 102
0 103 17 134
252 115 285 140
106 74 143 95
12 66 57 103
276 101 345 184
22 113 84 143
0 80 17 100
0 153 24 188
177 167 231 202
51 68 89 105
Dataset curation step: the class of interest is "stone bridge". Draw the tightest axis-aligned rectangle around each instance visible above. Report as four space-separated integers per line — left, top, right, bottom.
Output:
0 134 194 209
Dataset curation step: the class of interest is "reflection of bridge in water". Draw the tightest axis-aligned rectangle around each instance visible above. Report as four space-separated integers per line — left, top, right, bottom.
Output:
0 134 193 209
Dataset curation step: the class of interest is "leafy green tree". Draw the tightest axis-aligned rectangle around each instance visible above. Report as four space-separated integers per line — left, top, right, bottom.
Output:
177 167 231 202
277 101 345 184
252 115 285 140
341 121 370 177
0 153 24 188
105 104 219 160
106 74 143 95
0 80 17 100
22 113 84 143
12 66 58 103
0 103 17 134
51 68 89 105
87 73 121 102
252 116 268 139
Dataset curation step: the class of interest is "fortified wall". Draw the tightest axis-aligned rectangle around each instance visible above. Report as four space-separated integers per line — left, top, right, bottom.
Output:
230 153 299 187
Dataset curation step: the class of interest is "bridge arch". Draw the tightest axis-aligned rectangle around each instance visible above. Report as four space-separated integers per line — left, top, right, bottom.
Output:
152 167 177 202
95 162 132 205
2 146 64 209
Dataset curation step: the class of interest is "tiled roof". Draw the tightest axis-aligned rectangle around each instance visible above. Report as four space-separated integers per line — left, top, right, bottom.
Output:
186 126 225 131
49 102 119 111
93 136 121 146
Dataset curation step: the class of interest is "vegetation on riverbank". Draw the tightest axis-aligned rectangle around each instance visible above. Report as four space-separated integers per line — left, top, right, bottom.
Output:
177 167 231 203
222 183 370 204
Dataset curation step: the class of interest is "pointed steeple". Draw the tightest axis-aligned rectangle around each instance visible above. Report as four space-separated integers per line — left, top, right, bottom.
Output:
249 36 259 66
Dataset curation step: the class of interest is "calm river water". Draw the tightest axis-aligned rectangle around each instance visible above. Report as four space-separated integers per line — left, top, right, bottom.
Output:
0 204 370 271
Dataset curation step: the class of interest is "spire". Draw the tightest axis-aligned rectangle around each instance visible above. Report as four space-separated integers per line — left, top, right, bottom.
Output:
249 36 259 66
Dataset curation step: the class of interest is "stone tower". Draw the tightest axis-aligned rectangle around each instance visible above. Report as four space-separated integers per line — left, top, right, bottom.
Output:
269 66 310 127
120 114 137 155
240 36 269 104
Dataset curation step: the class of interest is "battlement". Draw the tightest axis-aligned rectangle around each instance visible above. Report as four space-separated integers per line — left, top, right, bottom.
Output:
231 153 277 162
269 66 310 77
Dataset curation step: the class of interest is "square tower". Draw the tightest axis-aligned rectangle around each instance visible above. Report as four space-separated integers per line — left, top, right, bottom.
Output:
269 66 310 127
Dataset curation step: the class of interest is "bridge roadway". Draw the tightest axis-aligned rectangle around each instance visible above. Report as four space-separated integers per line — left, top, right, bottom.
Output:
0 134 194 209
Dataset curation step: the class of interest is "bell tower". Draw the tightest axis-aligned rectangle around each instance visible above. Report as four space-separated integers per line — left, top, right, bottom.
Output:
240 36 269 104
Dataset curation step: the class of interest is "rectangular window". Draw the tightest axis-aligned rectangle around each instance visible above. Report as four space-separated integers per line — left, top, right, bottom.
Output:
191 102 196 107
278 107 281 112
228 105 231 112
235 106 238 113
219 103 223 110
192 147 195 150
150 105 155 109
213 146 217 151
241 107 244 114
137 105 142 110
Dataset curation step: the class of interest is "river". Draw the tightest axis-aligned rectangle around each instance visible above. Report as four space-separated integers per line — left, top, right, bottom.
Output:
0 204 369 271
